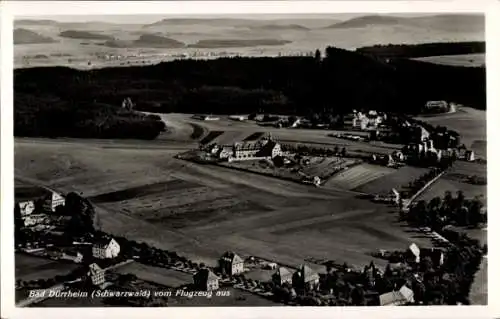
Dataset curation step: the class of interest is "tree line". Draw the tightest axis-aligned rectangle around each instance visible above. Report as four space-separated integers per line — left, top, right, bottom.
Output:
356 41 485 59
405 191 486 229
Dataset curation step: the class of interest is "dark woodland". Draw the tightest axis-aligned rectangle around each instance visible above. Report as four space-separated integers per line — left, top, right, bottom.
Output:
14 43 486 140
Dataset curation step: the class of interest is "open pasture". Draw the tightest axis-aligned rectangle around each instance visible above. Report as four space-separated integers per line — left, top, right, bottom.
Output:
114 262 192 288
354 166 430 194
16 253 79 282
324 163 394 190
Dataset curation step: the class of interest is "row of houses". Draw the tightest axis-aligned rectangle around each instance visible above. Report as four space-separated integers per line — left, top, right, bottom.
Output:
195 251 321 293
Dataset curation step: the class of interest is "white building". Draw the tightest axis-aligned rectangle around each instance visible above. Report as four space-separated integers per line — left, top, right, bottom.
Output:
18 200 35 216
92 237 121 259
43 192 65 212
23 214 49 227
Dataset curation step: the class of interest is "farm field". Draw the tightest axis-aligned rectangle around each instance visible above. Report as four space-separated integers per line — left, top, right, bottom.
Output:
15 253 79 282
414 107 486 157
413 53 485 67
354 166 430 194
324 163 394 190
15 132 438 300
113 262 193 288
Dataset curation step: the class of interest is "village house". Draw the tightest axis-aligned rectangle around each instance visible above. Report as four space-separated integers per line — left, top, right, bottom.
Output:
420 248 445 267
18 200 35 216
43 191 65 212
47 248 84 263
379 285 414 306
92 237 121 259
193 268 219 291
88 263 106 286
293 265 320 291
407 243 421 264
272 267 293 286
219 251 244 276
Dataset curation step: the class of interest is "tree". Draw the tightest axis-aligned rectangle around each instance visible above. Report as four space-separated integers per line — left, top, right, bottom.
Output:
314 49 322 63
340 147 347 157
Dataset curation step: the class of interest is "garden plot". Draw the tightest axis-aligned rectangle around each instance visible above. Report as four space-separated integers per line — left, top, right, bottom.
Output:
323 163 394 190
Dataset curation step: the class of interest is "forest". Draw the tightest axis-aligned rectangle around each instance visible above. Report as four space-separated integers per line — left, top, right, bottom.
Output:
14 45 485 139
356 41 485 58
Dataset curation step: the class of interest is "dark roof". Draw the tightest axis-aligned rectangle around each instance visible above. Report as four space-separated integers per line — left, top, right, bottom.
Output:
220 251 243 264
93 236 115 248
194 268 218 282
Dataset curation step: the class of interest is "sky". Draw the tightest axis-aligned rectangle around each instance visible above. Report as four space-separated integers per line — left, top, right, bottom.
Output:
16 13 442 24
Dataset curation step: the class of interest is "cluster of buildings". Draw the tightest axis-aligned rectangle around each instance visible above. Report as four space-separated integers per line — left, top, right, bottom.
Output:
205 133 284 162
16 190 66 231
192 251 321 294
352 110 387 131
424 101 451 113
401 138 475 163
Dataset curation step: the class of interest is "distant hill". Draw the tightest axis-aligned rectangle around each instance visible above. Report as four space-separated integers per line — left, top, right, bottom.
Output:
15 19 60 26
146 18 255 27
59 30 115 40
14 28 57 44
325 15 403 28
134 34 185 48
102 34 185 48
249 24 310 31
188 39 292 48
326 14 484 33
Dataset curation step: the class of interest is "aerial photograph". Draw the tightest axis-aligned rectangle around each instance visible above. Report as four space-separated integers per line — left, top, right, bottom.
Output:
13 13 486 307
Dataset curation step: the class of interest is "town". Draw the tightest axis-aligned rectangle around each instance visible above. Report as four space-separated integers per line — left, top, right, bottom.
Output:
14 101 486 307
